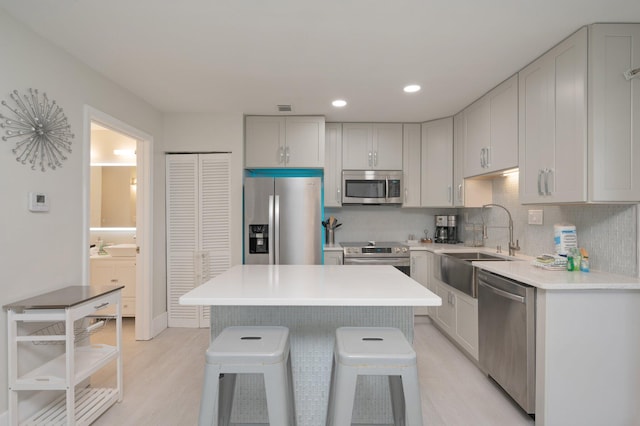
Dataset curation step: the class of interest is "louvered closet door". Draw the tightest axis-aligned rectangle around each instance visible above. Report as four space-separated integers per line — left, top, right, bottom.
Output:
198 154 231 327
166 155 200 327
166 153 232 328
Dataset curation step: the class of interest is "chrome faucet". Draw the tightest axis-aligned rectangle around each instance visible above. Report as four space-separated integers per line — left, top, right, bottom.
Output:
482 203 520 256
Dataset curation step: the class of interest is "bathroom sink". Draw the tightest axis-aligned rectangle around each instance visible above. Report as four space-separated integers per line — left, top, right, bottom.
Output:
104 244 137 257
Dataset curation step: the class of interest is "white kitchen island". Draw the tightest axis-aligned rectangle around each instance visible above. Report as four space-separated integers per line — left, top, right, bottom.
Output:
180 264 441 426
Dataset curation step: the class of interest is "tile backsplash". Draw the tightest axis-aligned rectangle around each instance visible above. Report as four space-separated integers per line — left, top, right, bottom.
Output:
326 173 639 277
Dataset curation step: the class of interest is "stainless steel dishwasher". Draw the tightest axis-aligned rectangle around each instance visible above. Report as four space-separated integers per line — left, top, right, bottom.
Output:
478 270 536 415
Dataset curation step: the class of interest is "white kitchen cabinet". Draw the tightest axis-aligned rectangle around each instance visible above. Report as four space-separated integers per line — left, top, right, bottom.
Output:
421 117 453 207
323 251 343 265
453 112 492 207
402 123 421 207
431 272 478 361
324 123 343 207
519 27 588 203
454 291 478 360
464 74 518 178
410 251 429 315
342 123 402 170
6 286 123 426
589 24 640 202
90 258 136 317
166 153 231 328
245 116 325 168
434 282 455 335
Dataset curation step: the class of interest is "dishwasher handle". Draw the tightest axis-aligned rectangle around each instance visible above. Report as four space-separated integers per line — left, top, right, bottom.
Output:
479 280 525 303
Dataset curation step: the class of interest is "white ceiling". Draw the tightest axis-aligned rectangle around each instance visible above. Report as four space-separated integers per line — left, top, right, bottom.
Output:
2 0 640 122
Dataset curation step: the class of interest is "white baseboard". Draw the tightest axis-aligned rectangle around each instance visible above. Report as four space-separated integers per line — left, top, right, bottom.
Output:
152 311 168 338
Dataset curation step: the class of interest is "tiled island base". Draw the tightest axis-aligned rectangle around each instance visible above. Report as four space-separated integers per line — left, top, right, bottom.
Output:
209 306 414 426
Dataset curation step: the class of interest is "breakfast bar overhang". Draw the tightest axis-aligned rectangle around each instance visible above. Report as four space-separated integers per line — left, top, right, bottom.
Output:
180 264 441 425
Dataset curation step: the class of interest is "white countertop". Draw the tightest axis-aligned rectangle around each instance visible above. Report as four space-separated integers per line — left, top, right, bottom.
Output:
408 243 640 290
474 260 640 290
180 264 442 306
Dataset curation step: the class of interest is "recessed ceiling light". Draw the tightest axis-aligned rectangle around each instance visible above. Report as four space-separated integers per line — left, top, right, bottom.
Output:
403 84 421 93
332 99 347 107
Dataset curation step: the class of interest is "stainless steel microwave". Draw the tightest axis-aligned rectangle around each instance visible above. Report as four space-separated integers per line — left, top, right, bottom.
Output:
342 170 403 205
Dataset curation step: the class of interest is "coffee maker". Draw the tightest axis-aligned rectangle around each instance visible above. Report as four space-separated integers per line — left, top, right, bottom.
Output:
435 215 458 244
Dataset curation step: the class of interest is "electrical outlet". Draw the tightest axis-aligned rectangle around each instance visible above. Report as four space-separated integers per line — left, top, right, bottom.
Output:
528 209 543 225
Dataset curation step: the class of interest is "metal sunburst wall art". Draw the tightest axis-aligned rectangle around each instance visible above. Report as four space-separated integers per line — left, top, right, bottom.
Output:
0 88 74 171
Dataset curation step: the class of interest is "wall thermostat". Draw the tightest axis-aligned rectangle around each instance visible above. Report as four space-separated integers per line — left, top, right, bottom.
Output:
28 192 49 212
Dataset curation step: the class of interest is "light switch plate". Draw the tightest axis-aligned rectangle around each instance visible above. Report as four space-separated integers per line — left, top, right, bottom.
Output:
528 209 543 225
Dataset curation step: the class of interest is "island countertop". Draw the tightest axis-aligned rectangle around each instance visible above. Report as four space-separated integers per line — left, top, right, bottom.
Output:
180 264 441 306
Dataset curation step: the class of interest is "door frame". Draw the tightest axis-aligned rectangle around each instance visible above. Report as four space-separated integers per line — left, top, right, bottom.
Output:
82 105 154 340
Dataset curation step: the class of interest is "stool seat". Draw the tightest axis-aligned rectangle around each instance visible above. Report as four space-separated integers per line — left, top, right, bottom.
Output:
335 327 417 367
199 326 296 426
206 326 290 365
326 327 423 426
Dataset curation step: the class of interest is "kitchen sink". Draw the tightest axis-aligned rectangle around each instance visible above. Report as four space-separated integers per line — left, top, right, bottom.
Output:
442 252 510 262
435 251 513 298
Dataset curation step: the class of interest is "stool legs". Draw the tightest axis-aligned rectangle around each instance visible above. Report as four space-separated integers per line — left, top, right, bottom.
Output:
263 359 296 425
218 373 237 426
199 364 221 426
326 362 358 426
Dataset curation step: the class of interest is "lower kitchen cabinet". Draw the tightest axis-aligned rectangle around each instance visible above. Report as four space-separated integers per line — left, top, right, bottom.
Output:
324 250 343 265
410 251 429 315
431 277 479 361
90 257 136 317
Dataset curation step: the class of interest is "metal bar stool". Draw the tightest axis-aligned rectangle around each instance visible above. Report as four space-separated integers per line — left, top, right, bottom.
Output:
199 326 296 426
326 327 423 426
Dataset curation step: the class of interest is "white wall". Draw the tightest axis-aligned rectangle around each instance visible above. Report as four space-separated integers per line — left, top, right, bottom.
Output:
0 9 163 416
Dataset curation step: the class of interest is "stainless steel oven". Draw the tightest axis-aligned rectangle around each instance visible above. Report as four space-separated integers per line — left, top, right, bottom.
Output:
341 241 410 275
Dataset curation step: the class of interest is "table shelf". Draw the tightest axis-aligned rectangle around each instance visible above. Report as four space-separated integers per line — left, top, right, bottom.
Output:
23 387 119 426
5 286 123 426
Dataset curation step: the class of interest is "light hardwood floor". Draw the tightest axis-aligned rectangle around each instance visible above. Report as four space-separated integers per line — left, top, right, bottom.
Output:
91 317 534 425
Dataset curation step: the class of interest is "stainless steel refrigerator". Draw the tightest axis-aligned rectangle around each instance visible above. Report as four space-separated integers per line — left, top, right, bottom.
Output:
244 177 322 265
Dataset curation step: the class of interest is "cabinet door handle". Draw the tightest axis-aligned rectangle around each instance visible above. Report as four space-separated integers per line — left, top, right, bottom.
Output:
285 146 290 164
94 302 109 310
368 151 373 167
457 184 463 203
485 146 490 168
448 185 452 203
538 170 544 196
404 188 408 203
110 279 118 283
479 148 485 168
545 169 552 195
278 146 285 164
336 186 341 203
373 150 378 167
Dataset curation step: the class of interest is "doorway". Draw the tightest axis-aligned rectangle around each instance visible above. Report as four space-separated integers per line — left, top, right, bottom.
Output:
83 106 153 341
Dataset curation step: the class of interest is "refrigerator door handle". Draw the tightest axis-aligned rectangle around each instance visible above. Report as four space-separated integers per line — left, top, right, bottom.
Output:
268 195 275 264
274 195 280 264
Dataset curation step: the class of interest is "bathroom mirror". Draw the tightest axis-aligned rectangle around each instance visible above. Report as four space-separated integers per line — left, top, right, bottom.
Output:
90 166 137 228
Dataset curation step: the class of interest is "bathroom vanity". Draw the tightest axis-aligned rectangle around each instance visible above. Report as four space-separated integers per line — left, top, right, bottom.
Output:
90 256 136 316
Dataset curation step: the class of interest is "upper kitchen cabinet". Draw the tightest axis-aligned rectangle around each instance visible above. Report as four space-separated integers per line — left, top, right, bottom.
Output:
342 123 403 170
402 123 421 207
519 27 587 203
589 24 640 202
520 24 640 204
421 117 454 207
453 111 492 207
245 116 325 168
464 74 518 178
324 123 343 207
